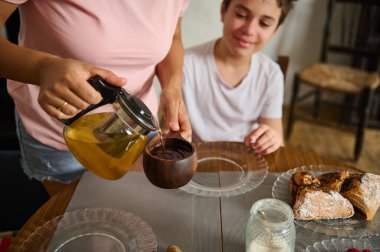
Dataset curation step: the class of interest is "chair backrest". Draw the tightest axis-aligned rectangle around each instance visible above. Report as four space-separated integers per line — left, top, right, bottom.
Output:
277 55 289 80
321 0 380 71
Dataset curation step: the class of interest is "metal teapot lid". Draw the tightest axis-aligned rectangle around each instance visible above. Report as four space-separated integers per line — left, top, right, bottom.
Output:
117 89 159 134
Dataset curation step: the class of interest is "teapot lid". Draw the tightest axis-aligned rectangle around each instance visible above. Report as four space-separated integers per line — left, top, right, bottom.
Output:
118 89 159 132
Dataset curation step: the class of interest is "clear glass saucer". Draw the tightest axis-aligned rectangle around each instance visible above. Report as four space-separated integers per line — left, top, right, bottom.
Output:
301 235 380 252
272 165 380 237
20 208 157 252
180 142 268 197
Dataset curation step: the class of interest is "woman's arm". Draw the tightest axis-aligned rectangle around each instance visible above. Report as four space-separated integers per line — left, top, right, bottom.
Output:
0 0 125 119
0 1 52 84
156 17 192 141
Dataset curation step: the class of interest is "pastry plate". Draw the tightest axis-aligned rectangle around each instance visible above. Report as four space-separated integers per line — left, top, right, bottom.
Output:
301 235 380 252
272 165 380 237
180 142 268 197
20 208 157 252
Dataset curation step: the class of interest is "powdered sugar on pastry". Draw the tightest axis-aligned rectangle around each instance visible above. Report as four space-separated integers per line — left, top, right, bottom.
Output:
341 173 380 220
293 188 354 220
361 174 380 205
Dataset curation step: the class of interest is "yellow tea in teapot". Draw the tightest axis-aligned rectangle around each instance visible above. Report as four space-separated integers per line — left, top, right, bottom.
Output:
64 112 147 180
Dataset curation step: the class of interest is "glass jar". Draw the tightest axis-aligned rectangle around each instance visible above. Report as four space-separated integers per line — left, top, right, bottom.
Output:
246 198 295 252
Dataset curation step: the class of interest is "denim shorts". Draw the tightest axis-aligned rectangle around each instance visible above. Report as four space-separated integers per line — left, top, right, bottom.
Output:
15 112 85 183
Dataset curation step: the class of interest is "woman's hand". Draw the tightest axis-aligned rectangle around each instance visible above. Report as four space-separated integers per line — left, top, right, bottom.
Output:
244 124 283 155
159 86 192 142
37 57 126 119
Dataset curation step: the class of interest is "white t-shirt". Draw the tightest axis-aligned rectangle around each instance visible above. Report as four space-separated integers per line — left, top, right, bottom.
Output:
183 40 284 142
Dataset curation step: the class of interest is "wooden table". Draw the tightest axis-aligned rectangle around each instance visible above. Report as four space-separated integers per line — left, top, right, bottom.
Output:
9 146 353 251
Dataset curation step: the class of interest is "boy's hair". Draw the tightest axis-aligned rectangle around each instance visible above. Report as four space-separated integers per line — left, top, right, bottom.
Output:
222 0 295 26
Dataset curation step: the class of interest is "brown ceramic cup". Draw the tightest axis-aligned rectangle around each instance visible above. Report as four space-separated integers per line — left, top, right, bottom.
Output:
143 132 197 189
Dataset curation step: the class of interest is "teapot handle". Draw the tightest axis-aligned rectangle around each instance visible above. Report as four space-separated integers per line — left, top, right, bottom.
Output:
61 76 123 125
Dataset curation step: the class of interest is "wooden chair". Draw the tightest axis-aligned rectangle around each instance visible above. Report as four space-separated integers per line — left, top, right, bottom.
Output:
277 55 290 80
0 9 20 150
286 0 380 161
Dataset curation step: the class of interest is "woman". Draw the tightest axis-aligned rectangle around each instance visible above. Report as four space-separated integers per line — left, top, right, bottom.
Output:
0 0 191 196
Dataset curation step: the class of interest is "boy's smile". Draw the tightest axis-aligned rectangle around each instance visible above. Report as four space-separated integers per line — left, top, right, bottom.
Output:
235 36 255 48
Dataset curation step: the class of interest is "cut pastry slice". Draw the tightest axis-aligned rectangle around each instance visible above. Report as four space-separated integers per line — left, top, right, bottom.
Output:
340 173 380 220
292 186 354 220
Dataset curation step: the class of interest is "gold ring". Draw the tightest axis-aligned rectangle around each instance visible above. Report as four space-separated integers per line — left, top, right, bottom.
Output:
58 101 68 111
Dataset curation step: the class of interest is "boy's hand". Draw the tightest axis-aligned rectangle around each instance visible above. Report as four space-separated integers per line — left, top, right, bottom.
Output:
244 124 282 155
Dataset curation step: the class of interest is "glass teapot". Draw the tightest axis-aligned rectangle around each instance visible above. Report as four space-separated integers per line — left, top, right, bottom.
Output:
62 76 159 180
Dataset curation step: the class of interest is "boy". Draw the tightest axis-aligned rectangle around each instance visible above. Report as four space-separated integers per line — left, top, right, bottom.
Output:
183 0 294 155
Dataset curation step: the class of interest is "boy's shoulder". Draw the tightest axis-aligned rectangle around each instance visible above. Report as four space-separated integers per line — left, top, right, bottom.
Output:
254 52 277 66
185 40 215 58
253 52 282 72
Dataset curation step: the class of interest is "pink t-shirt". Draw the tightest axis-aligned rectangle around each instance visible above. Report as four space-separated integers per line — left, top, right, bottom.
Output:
6 0 188 150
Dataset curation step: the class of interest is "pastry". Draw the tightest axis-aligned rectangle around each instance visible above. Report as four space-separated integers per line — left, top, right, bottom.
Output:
292 171 320 187
340 173 380 220
292 185 354 220
290 171 354 220
290 171 319 206
316 171 350 191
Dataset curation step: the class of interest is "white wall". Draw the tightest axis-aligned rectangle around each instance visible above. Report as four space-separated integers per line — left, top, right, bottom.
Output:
181 0 327 104
182 0 222 48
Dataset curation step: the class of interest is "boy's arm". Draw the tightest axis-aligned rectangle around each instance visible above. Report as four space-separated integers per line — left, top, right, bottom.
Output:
259 117 285 146
244 117 284 155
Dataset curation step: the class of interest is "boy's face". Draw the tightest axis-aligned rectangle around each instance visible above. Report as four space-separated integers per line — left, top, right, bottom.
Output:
221 0 281 58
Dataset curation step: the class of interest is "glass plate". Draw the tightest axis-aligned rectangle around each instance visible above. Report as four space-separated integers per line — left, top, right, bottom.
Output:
272 165 380 237
20 208 157 252
301 235 380 252
180 142 268 197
